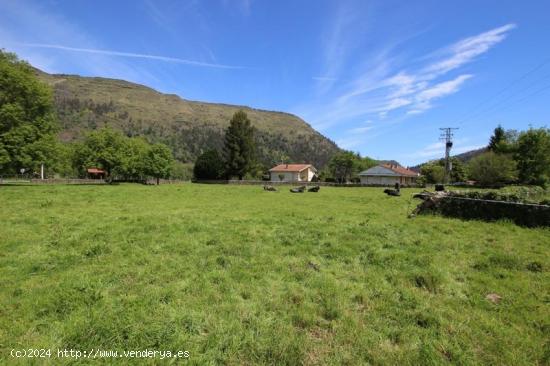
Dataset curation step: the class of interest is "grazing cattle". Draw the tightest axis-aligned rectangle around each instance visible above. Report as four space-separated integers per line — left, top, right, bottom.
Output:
308 186 320 192
383 188 401 196
290 186 306 193
263 185 277 191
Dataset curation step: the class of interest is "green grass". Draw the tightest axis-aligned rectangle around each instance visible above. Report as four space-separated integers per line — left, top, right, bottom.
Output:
0 184 548 365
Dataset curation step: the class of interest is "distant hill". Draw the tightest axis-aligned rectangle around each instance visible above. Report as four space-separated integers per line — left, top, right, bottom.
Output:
377 160 401 167
35 70 340 168
410 147 487 172
453 147 487 162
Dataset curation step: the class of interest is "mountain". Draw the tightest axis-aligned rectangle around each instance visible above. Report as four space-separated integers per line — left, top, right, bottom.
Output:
35 70 340 168
377 160 401 167
452 147 487 162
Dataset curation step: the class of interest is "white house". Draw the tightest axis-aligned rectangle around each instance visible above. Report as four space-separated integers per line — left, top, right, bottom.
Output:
359 164 419 186
269 164 317 182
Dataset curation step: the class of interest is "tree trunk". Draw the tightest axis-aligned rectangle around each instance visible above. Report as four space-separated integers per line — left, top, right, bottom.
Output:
156 177 160 185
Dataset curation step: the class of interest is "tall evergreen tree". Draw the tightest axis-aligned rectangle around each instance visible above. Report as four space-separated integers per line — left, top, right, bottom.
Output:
223 110 255 179
488 125 518 154
0 50 59 175
194 149 224 180
488 125 506 151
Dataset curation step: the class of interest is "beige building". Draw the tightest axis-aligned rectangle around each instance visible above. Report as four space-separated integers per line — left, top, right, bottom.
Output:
359 164 419 186
269 164 317 182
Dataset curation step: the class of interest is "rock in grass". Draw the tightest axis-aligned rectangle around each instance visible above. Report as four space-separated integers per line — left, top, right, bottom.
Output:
307 261 320 271
485 293 502 304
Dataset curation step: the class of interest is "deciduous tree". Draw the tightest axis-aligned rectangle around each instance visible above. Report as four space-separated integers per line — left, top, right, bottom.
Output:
144 143 174 185
515 127 550 186
0 50 59 175
73 127 127 178
420 162 445 184
328 151 356 183
468 152 517 187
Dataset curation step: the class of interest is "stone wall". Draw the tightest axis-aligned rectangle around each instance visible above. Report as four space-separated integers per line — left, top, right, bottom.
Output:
418 195 550 228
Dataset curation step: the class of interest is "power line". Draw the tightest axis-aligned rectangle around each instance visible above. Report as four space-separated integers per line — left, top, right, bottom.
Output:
457 73 550 127
454 57 550 127
492 81 550 115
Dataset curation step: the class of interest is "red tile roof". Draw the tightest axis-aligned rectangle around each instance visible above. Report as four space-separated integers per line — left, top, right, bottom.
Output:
87 168 105 174
269 164 316 172
381 164 418 177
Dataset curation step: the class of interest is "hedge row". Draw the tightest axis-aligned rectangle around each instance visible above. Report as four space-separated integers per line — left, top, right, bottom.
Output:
434 196 550 228
447 186 548 204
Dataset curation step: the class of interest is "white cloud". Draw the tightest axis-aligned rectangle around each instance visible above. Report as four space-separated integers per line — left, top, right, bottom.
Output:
426 23 516 76
0 0 161 85
379 97 412 112
236 0 253 16
417 76 470 99
20 43 243 69
222 0 254 16
408 140 485 159
410 142 446 158
348 126 374 133
314 3 368 94
408 74 473 113
298 23 515 130
143 0 170 32
337 136 363 149
312 76 338 82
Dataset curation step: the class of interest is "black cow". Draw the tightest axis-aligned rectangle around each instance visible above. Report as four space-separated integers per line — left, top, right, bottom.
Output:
384 188 401 196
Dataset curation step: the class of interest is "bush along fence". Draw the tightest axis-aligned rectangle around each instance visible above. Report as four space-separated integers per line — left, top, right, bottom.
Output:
193 179 419 187
0 178 192 185
412 192 550 228
0 178 107 185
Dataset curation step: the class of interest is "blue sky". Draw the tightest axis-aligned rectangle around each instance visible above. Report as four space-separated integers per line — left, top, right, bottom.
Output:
1 0 549 165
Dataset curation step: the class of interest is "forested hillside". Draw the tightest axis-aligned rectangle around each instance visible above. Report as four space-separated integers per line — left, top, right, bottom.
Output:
36 70 340 168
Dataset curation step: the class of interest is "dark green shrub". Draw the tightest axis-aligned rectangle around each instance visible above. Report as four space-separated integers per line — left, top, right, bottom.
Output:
413 272 442 293
526 261 543 272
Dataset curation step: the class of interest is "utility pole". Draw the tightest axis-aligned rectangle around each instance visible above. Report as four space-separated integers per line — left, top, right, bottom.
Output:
439 127 458 184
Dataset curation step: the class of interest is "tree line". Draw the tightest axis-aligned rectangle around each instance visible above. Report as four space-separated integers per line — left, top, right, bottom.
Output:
420 125 550 187
4 48 547 187
193 111 379 182
0 50 175 182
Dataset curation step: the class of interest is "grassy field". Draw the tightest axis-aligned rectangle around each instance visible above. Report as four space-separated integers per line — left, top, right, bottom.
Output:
0 184 548 365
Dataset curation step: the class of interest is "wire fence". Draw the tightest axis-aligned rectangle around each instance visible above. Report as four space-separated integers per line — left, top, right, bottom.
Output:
193 179 420 187
0 178 107 185
0 177 195 185
0 177 421 187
